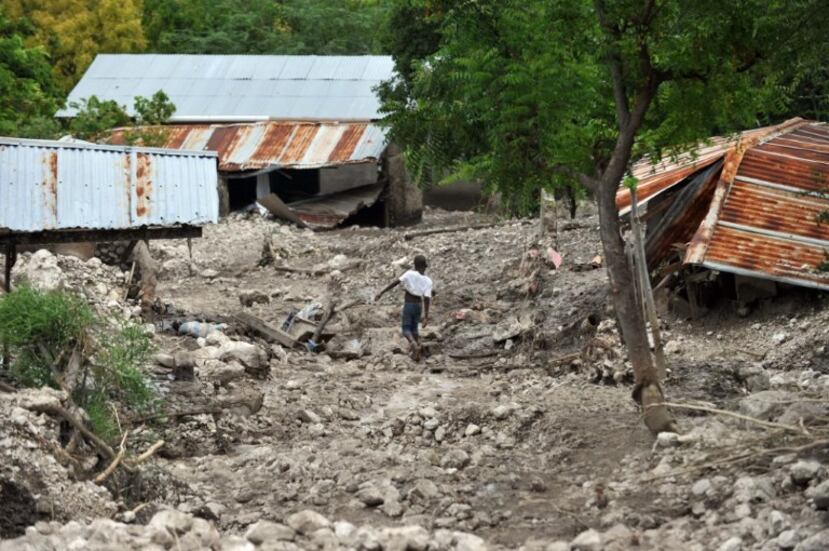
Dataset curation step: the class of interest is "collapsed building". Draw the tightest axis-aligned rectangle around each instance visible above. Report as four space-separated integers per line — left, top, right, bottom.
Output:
58 54 422 229
617 118 829 315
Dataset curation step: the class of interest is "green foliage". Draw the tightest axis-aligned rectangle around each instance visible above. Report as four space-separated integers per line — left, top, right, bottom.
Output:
69 91 176 145
380 0 829 214
0 8 61 138
134 90 175 125
68 95 130 141
143 0 389 55
0 286 156 442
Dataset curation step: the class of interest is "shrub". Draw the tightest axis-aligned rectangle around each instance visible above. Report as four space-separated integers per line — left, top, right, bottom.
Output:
0 286 156 442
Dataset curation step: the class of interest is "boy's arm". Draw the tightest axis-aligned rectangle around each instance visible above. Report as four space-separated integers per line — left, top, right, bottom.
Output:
422 296 431 327
374 279 400 301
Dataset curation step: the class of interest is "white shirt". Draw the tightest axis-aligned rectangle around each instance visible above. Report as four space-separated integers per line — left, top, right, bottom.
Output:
399 270 433 298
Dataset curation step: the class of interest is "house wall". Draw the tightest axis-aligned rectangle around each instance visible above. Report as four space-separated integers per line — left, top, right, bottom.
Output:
319 163 378 195
382 143 423 226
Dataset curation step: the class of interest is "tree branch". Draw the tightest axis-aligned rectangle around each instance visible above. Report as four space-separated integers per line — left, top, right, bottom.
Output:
594 0 630 129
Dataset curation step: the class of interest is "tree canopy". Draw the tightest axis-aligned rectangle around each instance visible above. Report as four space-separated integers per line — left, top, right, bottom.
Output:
379 0 829 213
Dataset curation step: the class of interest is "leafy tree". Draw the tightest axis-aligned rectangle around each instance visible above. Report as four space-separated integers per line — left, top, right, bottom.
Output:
143 0 389 55
0 8 61 137
68 95 131 141
68 90 176 144
381 0 827 433
5 0 145 90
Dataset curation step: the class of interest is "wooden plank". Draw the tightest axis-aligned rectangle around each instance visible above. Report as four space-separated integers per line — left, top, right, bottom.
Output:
233 312 298 348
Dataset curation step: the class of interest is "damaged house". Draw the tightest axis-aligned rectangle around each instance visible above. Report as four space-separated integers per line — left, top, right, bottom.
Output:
58 54 422 229
617 118 829 315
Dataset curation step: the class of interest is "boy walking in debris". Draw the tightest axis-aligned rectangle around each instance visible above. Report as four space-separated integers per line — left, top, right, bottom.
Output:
374 255 432 361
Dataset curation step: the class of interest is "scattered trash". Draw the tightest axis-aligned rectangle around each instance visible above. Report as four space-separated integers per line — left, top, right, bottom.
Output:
178 321 227 338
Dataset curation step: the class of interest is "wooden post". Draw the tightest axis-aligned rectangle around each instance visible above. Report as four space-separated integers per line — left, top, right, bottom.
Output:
629 189 667 381
3 244 15 370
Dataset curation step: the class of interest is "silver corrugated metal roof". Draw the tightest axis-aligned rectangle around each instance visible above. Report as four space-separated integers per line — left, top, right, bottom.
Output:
57 54 395 122
0 137 219 233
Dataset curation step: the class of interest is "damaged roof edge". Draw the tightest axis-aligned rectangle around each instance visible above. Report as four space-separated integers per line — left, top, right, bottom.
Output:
700 261 829 292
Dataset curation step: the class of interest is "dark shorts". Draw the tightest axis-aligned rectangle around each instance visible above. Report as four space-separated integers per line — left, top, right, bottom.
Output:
401 302 422 337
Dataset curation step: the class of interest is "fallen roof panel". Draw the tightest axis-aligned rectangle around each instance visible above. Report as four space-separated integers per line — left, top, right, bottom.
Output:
111 122 388 172
287 184 385 229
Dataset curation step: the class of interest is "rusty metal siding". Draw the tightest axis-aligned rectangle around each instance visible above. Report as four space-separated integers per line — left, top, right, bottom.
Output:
113 122 388 173
0 137 218 233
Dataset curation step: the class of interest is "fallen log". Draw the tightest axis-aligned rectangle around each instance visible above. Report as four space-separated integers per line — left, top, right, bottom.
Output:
403 222 500 241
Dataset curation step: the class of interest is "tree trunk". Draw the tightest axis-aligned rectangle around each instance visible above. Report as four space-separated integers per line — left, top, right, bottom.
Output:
596 181 675 434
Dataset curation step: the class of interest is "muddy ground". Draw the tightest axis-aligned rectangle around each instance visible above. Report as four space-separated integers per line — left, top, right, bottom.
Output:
2 205 829 550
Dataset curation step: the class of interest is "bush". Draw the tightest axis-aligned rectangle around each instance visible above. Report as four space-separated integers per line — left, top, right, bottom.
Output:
0 286 156 442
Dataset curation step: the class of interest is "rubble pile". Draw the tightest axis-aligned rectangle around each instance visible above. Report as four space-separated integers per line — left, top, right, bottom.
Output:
0 388 117 537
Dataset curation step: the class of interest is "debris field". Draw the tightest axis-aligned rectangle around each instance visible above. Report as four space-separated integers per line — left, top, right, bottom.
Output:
2 205 829 551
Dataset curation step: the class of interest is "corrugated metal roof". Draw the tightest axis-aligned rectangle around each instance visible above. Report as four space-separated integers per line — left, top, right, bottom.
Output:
111 122 388 172
0 137 218 233
684 119 829 290
616 121 799 215
57 54 395 122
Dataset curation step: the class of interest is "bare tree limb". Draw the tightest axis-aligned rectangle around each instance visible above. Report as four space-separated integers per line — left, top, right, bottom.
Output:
95 431 129 484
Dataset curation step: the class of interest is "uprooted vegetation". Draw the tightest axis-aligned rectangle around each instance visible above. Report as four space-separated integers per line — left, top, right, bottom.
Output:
0 286 156 441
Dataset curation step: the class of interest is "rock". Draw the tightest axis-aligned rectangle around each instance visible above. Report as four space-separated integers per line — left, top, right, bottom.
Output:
777 530 799 550
718 536 743 551
733 476 775 503
664 340 681 355
298 409 322 424
772 332 789 345
465 424 481 437
571 528 602 551
440 449 471 470
286 510 330 535
545 542 569 551
357 483 385 507
220 340 266 369
810 479 829 509
453 532 487 551
239 289 270 307
200 269 219 279
154 353 176 368
23 250 66 291
376 526 430 551
790 460 822 486
738 365 771 392
381 500 405 518
768 510 789 536
245 521 295 544
202 360 246 385
692 478 712 497
656 432 680 447
148 509 194 536
778 402 829 426
435 426 447 442
795 530 829 551
739 391 794 421
410 479 440 501
492 404 512 420
334 521 357 540
220 535 255 550
424 418 440 431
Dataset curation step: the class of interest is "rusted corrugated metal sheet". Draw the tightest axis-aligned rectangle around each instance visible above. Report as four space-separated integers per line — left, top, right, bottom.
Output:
616 120 801 215
111 121 387 173
0 137 218 233
287 184 385 229
681 119 829 290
